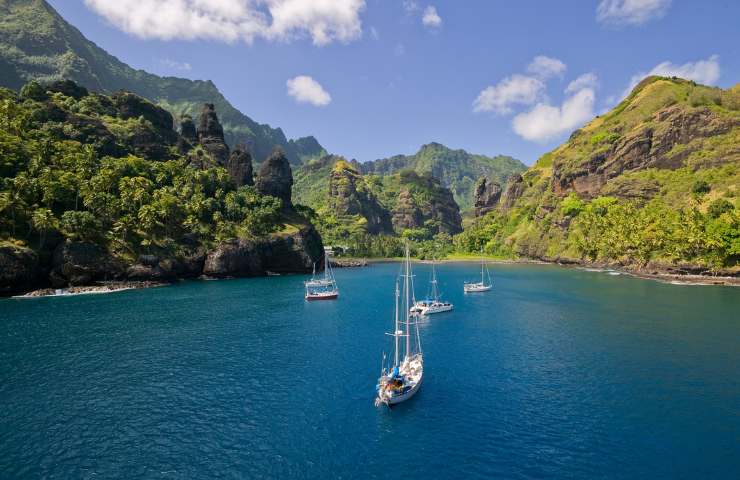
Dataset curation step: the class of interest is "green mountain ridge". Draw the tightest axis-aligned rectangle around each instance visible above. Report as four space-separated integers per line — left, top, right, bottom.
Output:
0 0 325 164
360 142 526 211
457 76 740 273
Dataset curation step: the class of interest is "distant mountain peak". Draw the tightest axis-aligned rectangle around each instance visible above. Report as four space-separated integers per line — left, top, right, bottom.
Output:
0 0 325 164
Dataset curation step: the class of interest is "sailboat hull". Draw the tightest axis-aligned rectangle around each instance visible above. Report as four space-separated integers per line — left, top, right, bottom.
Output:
464 284 492 293
386 374 423 405
305 292 338 300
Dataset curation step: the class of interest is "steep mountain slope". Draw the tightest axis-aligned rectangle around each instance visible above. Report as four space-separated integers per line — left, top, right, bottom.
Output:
360 142 526 211
457 77 740 274
0 0 325 164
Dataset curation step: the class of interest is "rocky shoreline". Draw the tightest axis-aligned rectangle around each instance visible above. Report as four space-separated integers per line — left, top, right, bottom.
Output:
14 281 167 298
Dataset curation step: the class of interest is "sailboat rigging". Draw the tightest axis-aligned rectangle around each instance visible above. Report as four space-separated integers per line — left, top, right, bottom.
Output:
464 250 492 293
305 248 339 300
411 259 453 315
375 245 424 407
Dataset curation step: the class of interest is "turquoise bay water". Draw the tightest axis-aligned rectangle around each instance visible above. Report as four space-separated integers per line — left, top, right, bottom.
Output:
1 263 739 478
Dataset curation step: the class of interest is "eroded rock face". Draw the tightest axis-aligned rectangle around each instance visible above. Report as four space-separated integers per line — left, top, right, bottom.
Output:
177 115 197 153
203 225 323 277
391 181 463 235
500 174 525 212
0 245 39 295
111 91 174 132
196 103 230 166
227 147 254 187
474 177 502 217
552 105 739 199
329 164 393 234
256 149 293 208
51 241 124 287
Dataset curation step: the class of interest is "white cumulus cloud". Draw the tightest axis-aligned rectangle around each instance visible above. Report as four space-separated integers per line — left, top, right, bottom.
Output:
422 6 442 28
286 75 331 106
597 0 671 26
473 74 545 115
512 88 596 142
565 73 598 94
84 0 366 46
623 54 720 97
527 55 567 80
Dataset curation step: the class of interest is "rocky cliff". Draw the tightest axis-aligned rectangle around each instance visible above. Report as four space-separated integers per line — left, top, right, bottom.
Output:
473 177 502 217
459 77 740 274
328 160 393 235
389 171 463 235
256 149 294 209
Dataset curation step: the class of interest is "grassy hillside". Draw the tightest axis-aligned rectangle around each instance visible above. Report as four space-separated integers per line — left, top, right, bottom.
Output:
456 77 740 273
360 142 526 211
0 0 325 164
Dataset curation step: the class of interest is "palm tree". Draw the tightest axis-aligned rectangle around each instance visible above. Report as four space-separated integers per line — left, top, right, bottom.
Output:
31 208 56 249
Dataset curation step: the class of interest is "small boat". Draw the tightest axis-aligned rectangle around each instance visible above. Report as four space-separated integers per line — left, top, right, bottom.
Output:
305 248 339 300
464 251 492 293
411 260 453 315
375 245 424 407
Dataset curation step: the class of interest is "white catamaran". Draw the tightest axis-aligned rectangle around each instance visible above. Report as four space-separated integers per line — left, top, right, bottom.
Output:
464 252 492 293
375 246 423 407
305 248 339 300
411 260 453 315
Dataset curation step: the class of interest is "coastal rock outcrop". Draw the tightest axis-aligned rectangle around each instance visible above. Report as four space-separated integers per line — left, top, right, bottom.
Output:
227 146 254 187
203 225 323 277
51 241 124 287
0 245 39 295
196 103 230 166
473 177 502 217
256 149 293 208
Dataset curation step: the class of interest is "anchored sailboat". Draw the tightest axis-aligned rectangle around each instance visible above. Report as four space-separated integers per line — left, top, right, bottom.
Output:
464 251 492 293
375 245 423 407
305 248 339 300
411 260 453 315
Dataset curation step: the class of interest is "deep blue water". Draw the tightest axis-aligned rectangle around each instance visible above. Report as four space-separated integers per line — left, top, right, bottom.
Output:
1 263 739 479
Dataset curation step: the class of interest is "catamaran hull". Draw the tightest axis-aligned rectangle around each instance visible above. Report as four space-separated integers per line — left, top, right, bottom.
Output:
305 293 338 300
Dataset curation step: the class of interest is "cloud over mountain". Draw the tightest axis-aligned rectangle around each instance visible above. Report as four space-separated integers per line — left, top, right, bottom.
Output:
84 0 366 46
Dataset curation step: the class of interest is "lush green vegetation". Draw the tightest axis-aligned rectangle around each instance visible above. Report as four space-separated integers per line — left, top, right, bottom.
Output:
0 0 325 164
0 82 297 264
360 142 526 211
455 78 740 273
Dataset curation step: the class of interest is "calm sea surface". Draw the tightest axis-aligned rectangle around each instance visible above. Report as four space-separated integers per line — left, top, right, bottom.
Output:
1 263 739 479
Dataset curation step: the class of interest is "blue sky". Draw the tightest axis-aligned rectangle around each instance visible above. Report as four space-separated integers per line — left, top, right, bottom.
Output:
50 0 739 165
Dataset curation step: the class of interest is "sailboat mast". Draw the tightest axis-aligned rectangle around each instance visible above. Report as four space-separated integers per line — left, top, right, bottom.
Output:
480 249 485 283
405 245 411 359
394 280 400 367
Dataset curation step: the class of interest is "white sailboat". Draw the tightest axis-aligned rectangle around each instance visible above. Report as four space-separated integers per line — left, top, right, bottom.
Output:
375 245 423 407
305 248 339 300
464 251 492 293
411 260 453 315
